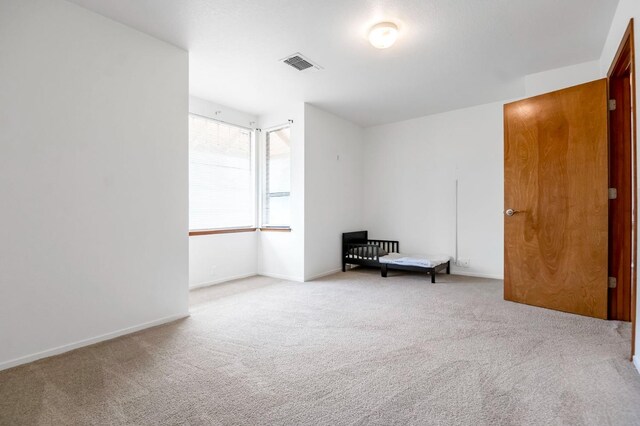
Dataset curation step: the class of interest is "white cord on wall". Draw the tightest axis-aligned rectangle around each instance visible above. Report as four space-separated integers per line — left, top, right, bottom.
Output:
455 179 459 264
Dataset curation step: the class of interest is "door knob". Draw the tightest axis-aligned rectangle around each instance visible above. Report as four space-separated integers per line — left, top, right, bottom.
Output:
505 209 519 216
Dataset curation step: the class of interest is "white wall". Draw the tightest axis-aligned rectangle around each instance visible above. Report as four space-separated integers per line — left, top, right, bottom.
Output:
361 60 603 280
0 0 189 370
525 60 602 97
188 97 258 288
190 96 257 130
363 102 504 279
598 0 640 367
304 104 363 280
258 104 306 281
189 232 257 288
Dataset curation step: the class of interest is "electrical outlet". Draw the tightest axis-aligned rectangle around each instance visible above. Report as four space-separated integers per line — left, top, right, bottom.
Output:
456 258 470 267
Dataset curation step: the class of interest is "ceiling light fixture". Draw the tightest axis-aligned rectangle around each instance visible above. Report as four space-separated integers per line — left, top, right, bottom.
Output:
368 22 398 49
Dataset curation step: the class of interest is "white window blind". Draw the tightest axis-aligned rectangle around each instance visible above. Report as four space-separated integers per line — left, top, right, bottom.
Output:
189 114 254 230
263 127 291 227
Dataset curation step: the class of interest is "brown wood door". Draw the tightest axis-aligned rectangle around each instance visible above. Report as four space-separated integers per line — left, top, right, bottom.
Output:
504 79 609 319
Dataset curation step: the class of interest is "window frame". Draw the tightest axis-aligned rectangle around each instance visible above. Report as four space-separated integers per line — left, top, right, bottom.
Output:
188 113 257 236
260 124 292 230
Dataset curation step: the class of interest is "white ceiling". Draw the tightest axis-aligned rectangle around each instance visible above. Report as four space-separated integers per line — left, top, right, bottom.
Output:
67 0 619 127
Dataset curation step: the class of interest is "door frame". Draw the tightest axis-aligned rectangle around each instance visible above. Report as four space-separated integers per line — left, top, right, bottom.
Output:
608 19 637 358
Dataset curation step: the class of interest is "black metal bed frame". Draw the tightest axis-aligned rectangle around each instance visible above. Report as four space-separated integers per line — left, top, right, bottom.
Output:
342 231 450 283
381 261 450 284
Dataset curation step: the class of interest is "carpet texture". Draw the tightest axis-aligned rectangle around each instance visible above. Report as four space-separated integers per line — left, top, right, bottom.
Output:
1 270 640 425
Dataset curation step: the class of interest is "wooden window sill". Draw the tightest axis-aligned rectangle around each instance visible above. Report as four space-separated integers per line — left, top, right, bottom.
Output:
189 228 256 236
259 227 291 232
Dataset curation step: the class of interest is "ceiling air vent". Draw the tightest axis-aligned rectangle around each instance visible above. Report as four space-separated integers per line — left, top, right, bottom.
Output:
281 53 323 72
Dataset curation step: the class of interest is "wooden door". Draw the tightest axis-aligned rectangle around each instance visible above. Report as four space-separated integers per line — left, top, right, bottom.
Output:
504 79 609 319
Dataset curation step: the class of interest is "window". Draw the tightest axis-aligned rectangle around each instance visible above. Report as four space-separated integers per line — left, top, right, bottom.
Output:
263 126 291 227
189 114 254 231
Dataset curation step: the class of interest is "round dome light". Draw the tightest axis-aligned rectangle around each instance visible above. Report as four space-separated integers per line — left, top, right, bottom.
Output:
368 22 398 49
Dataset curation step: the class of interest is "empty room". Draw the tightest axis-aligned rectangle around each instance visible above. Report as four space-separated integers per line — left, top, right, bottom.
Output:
2 0 640 424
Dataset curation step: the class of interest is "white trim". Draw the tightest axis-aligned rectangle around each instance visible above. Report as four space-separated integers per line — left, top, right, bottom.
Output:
260 125 292 228
189 112 254 131
634 355 640 376
450 270 504 280
189 273 258 290
258 272 303 282
263 122 292 133
305 268 342 282
0 312 189 372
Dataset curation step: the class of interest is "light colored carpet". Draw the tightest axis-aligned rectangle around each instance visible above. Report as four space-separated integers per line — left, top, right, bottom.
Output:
2 270 640 425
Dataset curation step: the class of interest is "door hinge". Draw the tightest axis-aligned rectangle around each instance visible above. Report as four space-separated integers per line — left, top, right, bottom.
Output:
609 99 617 111
609 277 617 288
609 188 618 200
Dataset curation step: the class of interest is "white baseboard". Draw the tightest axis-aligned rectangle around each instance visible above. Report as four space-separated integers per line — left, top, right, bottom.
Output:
258 272 304 282
189 273 258 290
0 312 189 372
305 268 342 282
634 355 640 375
450 270 504 280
